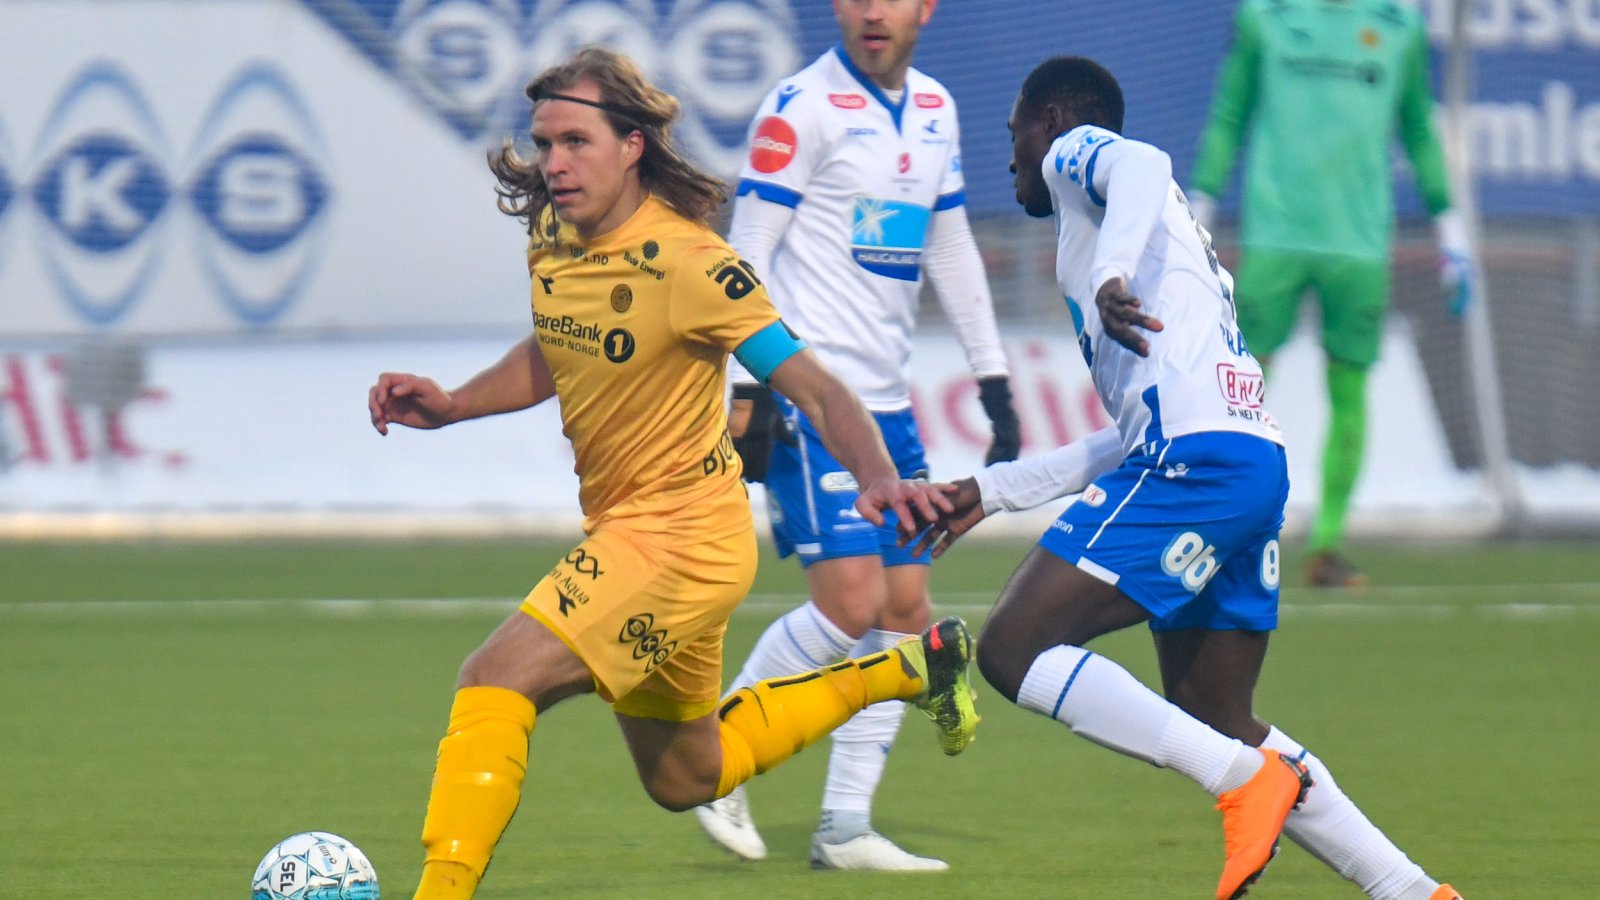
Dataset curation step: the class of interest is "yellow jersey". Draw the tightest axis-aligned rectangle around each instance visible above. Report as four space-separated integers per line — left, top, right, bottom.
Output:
528 195 782 537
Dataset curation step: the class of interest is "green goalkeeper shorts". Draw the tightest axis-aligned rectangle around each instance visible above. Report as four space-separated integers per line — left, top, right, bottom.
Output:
1233 247 1390 368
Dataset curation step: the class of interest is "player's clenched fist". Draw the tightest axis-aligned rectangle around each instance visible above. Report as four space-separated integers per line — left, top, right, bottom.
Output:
368 372 456 435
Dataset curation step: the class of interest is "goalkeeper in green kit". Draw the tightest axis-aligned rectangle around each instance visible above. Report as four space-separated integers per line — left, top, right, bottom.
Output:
1188 0 1476 587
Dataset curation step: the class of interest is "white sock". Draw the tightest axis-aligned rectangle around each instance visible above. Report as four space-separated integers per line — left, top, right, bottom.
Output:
728 600 856 693
820 629 908 835
1262 727 1440 900
1017 645 1263 795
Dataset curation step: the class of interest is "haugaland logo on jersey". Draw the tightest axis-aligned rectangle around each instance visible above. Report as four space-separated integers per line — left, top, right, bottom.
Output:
749 116 797 173
829 93 867 109
914 93 944 108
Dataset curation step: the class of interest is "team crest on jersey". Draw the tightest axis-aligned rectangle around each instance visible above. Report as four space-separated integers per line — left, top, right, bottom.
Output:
1081 484 1107 507
913 92 944 108
610 284 632 313
851 197 928 281
749 116 796 173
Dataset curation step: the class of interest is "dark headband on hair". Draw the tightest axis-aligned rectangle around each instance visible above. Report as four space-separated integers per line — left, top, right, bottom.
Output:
530 90 643 127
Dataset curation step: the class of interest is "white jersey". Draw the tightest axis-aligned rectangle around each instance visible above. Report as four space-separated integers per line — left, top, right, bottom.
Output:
1045 124 1282 456
734 48 969 409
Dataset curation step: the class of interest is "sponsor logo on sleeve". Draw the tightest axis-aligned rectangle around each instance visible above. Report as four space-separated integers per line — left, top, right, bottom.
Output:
748 115 796 173
828 93 867 109
706 255 762 299
913 92 944 108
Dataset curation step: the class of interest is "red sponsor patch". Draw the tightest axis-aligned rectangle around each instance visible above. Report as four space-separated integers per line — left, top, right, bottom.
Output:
1216 363 1265 409
898 152 911 174
749 116 797 173
914 92 944 108
829 93 867 109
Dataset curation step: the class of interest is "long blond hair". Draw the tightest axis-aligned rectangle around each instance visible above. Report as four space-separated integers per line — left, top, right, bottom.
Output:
488 47 728 230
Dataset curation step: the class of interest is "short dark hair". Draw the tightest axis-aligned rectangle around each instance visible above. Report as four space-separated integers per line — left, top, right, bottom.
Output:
1017 56 1124 133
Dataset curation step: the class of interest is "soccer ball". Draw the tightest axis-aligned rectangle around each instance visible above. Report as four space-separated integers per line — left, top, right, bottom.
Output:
251 831 380 900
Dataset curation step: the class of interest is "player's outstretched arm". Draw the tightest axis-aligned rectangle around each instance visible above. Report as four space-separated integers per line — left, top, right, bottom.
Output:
767 348 953 536
907 426 1123 557
906 477 985 559
368 334 556 435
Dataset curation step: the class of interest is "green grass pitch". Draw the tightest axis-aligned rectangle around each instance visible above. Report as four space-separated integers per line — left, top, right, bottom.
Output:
2 537 1597 898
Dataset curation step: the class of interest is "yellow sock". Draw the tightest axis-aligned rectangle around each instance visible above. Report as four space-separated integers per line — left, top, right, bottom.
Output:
414 686 536 900
855 647 924 703
714 649 923 794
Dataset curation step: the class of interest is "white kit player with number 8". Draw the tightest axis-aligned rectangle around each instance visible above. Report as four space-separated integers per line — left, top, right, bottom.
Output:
909 56 1464 900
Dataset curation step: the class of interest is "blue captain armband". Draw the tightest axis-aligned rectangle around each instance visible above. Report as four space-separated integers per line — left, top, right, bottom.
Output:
734 319 806 384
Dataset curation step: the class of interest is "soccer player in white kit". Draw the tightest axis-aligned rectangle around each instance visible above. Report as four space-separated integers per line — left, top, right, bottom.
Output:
910 56 1464 900
694 0 1019 872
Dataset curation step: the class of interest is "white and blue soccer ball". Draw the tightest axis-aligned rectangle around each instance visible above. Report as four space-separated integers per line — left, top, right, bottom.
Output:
252 831 380 900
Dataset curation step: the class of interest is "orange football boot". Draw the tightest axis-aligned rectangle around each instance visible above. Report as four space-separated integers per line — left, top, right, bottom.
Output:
1214 748 1314 899
1429 886 1464 899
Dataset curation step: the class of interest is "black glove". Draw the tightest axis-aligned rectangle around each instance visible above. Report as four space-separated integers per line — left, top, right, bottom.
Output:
730 383 794 483
978 376 1022 465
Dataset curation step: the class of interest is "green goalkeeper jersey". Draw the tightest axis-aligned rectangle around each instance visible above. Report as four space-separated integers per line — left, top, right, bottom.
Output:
1191 0 1454 261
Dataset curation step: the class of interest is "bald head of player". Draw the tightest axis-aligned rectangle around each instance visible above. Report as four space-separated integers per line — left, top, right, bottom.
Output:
1008 56 1125 219
834 0 937 90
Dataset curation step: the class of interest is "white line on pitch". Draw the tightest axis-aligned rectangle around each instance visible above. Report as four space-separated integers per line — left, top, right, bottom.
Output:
3 585 1598 619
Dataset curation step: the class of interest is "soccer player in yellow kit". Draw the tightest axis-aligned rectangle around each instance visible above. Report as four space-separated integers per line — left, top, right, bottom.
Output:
366 48 978 900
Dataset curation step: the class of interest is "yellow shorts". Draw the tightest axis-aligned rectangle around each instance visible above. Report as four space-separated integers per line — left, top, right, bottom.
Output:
520 521 757 721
